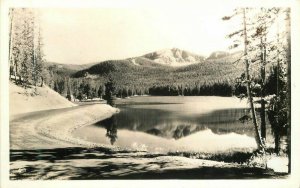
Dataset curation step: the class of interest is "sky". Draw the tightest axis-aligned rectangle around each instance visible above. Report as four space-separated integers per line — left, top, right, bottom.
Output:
40 5 239 64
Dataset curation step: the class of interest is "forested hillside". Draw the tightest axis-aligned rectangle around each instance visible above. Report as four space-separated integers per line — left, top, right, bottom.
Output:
42 47 282 100
39 49 254 99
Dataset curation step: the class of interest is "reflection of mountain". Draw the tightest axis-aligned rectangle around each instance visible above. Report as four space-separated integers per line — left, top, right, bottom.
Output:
94 106 268 140
173 126 190 139
146 128 163 136
144 123 207 139
146 124 206 139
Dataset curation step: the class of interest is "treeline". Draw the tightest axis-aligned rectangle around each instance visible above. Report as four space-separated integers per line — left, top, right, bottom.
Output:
50 68 282 101
149 82 233 96
51 78 104 101
51 78 235 100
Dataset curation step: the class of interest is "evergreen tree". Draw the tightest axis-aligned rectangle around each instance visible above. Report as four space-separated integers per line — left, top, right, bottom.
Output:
223 8 265 150
104 78 116 106
9 8 45 88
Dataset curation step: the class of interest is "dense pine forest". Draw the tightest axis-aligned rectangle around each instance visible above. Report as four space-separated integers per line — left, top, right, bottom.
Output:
43 51 281 99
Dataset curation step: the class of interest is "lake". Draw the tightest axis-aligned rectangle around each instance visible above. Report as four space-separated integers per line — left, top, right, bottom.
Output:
73 96 273 153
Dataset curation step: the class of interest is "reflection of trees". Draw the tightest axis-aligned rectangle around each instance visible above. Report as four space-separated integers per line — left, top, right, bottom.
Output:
108 107 171 131
102 116 118 145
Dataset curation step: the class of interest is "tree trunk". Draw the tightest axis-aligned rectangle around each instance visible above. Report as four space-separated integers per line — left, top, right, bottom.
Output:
267 110 280 154
14 63 18 84
9 9 14 80
260 99 266 140
260 35 266 142
285 8 291 174
41 76 44 87
273 16 281 155
243 8 264 150
274 127 280 154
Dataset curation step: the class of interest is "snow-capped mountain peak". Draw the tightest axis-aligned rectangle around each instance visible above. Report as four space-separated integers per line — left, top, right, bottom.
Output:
142 48 205 67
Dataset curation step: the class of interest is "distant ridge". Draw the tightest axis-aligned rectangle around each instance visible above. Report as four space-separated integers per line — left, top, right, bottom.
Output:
206 51 230 60
45 62 97 71
142 48 206 67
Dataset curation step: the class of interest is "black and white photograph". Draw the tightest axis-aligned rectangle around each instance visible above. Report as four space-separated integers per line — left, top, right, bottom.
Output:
0 0 299 187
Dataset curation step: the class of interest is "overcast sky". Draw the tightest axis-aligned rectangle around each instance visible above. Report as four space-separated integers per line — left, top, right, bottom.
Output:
40 6 239 64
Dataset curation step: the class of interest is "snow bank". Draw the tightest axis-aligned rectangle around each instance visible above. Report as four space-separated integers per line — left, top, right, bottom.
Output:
267 155 288 173
36 104 119 149
9 154 240 180
10 82 76 118
10 103 119 149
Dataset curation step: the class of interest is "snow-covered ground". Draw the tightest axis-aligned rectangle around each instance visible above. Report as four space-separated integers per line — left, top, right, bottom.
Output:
10 154 239 180
9 82 119 149
267 155 289 173
10 148 286 180
10 103 119 150
10 82 76 118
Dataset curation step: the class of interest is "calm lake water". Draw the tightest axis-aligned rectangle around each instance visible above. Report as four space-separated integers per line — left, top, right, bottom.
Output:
73 96 273 153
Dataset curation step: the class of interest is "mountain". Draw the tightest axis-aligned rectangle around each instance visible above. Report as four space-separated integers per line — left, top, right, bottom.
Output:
46 48 278 98
206 51 230 60
142 48 205 67
44 62 98 82
71 49 244 91
45 48 254 98
45 61 97 73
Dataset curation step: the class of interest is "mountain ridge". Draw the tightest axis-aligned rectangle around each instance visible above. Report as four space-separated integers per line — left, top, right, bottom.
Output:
70 48 244 88
142 48 206 67
206 51 230 60
46 48 239 69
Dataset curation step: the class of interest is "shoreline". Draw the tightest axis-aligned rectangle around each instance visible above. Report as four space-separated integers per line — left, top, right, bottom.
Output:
10 104 119 150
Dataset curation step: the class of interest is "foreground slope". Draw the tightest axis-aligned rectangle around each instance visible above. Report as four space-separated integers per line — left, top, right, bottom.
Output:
10 104 118 149
9 82 77 117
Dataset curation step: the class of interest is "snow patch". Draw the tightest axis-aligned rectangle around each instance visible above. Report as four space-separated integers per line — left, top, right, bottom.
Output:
143 48 204 67
131 59 140 66
10 82 76 118
267 156 288 173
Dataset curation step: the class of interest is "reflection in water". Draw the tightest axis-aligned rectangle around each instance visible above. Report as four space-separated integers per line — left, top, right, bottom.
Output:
173 125 190 139
73 97 273 152
98 116 118 145
173 125 199 139
94 105 271 141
